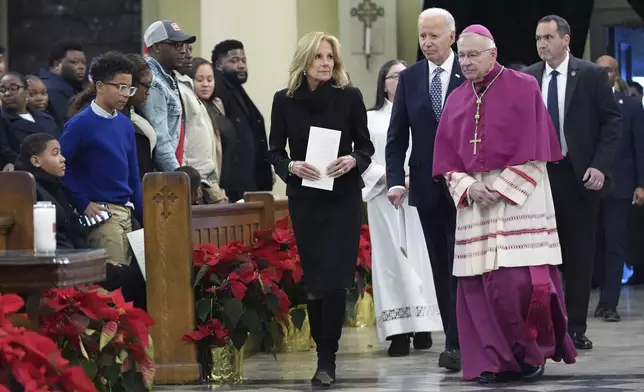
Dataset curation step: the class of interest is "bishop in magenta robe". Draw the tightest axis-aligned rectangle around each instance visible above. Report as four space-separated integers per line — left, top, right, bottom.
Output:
432 24 577 384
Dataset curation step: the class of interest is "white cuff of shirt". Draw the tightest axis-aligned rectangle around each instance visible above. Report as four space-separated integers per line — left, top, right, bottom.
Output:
388 185 407 192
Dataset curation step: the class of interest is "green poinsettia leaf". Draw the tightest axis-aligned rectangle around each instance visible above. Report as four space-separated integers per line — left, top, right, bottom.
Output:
80 359 98 379
145 334 155 360
223 298 244 329
117 349 128 365
229 328 248 351
194 264 210 288
196 298 211 323
290 307 306 330
79 339 89 359
100 321 118 351
105 364 121 385
265 294 279 313
241 309 261 333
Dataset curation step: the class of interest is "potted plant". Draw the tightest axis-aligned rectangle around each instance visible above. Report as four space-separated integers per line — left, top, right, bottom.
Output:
0 292 96 392
39 286 156 391
250 217 312 352
346 224 376 327
186 242 291 383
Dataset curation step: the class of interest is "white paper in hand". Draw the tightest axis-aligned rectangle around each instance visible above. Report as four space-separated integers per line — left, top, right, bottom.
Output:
301 126 342 191
398 206 408 258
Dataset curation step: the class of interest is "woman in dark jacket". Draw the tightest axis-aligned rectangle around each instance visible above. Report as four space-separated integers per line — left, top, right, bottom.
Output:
0 72 60 165
189 57 237 199
268 32 375 386
15 133 146 307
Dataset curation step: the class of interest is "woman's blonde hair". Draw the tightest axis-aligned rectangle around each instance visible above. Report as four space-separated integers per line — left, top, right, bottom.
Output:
286 32 350 97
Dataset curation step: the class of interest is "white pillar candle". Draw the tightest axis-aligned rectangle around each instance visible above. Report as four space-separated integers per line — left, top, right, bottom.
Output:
33 201 57 253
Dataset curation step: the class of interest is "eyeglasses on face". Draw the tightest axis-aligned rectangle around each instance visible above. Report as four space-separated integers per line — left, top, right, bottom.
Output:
457 48 493 61
101 82 138 97
385 73 400 80
160 41 187 51
0 84 24 95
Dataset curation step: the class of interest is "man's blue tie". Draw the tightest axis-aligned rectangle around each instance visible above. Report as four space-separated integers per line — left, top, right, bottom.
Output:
430 67 444 121
547 70 561 147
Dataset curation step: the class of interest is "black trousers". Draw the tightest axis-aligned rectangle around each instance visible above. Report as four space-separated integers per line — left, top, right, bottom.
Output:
598 197 631 308
548 160 600 334
416 191 458 350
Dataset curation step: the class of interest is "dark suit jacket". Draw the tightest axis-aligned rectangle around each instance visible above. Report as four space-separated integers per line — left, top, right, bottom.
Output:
268 80 374 197
610 91 644 199
0 108 60 164
524 56 622 197
214 70 272 192
385 55 464 210
39 69 78 128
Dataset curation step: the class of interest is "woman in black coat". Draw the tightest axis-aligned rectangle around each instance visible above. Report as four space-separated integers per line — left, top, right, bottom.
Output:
15 133 146 308
268 32 375 387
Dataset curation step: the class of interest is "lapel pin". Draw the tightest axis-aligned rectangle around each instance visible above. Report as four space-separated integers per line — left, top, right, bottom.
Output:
571 71 577 76
455 74 461 78
619 99 624 104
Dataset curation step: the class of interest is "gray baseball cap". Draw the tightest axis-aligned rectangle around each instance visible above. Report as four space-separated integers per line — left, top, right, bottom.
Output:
144 20 196 48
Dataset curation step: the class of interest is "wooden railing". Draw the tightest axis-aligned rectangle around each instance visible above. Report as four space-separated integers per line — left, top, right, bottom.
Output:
0 172 36 251
142 172 289 384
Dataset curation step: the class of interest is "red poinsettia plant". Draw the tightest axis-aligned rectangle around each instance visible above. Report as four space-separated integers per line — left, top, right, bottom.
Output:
0 292 97 392
348 224 373 312
249 217 308 328
185 241 291 354
39 286 156 391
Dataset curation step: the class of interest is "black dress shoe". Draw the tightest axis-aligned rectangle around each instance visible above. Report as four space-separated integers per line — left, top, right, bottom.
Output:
387 334 410 357
603 307 621 322
438 348 462 371
594 304 607 318
569 332 593 350
521 364 545 382
413 332 432 350
477 371 522 384
311 368 335 387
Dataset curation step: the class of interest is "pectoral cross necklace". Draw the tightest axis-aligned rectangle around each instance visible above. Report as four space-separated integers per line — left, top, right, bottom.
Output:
470 66 505 154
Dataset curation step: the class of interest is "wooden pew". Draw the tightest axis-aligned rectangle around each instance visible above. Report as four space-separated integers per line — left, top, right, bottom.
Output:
0 172 36 250
143 173 288 384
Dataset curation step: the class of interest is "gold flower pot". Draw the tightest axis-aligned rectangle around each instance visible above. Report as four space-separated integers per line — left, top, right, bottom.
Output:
277 305 314 352
346 291 376 328
207 339 244 383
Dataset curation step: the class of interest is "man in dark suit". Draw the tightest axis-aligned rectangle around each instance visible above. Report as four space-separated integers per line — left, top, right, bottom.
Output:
385 8 464 370
211 40 274 202
525 15 622 350
594 55 644 322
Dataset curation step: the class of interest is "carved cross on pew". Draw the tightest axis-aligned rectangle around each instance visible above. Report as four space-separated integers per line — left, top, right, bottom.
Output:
350 0 384 70
153 186 178 220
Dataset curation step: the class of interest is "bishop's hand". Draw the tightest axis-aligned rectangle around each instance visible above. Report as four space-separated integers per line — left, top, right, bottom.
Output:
468 181 500 207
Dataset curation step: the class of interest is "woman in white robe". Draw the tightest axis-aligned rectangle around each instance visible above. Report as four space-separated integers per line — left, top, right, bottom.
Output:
362 60 443 357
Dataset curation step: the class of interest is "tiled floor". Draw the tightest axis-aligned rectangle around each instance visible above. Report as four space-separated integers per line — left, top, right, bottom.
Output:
157 287 644 391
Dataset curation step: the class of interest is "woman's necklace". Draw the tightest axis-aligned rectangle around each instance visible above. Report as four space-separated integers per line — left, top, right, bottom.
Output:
469 66 504 155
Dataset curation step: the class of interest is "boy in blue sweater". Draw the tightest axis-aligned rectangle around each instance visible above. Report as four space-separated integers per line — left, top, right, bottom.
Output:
60 52 142 265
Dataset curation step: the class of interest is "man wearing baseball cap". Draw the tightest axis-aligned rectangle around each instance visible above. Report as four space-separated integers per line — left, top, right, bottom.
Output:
140 20 196 172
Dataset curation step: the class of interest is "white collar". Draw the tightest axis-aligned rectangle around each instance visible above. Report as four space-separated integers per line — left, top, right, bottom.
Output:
90 100 118 119
545 51 570 77
383 99 393 114
428 50 455 76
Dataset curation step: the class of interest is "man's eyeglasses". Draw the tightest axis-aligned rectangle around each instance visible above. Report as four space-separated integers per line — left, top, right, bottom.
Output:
159 41 187 51
101 82 138 97
457 48 493 61
0 84 24 95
